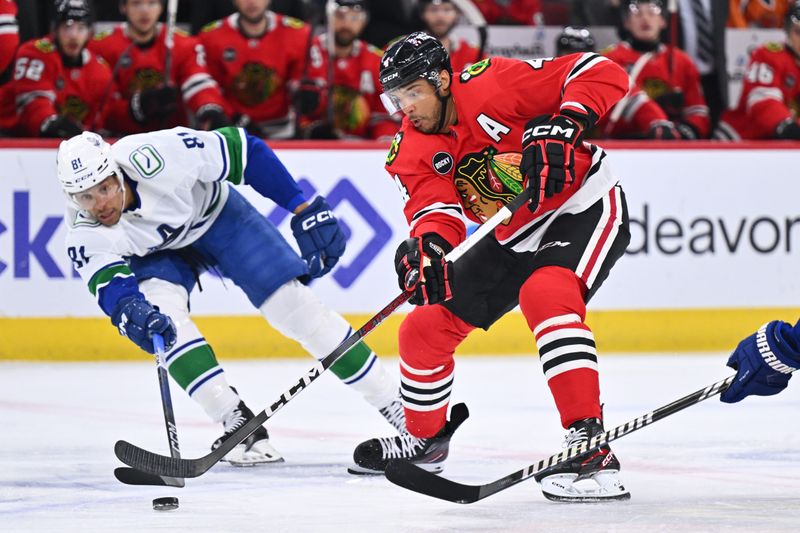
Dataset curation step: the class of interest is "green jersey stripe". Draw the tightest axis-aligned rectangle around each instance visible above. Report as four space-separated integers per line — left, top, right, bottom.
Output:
88 263 134 296
215 127 246 185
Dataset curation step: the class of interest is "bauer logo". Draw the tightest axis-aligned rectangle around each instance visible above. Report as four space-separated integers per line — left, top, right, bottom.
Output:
432 152 453 175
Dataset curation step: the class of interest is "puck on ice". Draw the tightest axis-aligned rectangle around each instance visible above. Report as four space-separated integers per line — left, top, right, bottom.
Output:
152 496 179 511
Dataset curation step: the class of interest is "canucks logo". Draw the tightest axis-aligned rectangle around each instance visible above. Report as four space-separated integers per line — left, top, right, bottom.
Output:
453 146 523 224
233 62 280 106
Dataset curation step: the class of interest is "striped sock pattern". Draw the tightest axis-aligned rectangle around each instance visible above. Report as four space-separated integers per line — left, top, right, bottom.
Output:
399 359 454 437
534 314 598 381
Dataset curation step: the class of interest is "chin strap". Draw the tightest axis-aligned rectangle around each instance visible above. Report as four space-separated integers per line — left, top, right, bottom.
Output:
435 93 450 133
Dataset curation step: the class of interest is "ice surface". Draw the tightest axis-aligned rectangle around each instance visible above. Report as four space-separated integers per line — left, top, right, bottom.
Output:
1 355 798 532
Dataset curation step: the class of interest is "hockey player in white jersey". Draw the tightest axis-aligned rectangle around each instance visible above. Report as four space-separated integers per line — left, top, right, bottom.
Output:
57 127 406 465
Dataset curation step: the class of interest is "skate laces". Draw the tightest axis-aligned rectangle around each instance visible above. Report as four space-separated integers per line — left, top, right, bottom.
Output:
563 426 589 448
379 400 407 434
223 408 248 435
377 434 427 460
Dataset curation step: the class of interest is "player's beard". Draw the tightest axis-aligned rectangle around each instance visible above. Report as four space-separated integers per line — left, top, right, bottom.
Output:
412 97 446 134
335 30 357 48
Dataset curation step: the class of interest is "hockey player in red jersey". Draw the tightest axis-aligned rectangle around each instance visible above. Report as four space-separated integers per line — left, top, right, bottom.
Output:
300 0 397 140
556 25 679 140
603 0 710 139
89 0 230 136
199 0 311 139
349 32 633 502
4 0 113 137
0 0 19 134
419 0 481 72
0 0 17 81
715 3 800 140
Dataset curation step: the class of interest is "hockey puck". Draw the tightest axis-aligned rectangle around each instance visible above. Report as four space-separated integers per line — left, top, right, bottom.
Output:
152 496 179 511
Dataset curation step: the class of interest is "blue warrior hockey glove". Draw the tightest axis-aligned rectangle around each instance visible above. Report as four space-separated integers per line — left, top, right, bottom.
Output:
720 320 800 403
290 196 346 279
111 296 177 355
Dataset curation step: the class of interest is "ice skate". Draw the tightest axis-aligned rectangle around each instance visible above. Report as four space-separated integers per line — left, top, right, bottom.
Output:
535 417 630 502
347 403 468 475
378 396 407 434
212 400 284 466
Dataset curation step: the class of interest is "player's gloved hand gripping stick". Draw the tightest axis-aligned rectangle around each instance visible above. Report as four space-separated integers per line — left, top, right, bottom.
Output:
114 334 185 487
113 188 536 479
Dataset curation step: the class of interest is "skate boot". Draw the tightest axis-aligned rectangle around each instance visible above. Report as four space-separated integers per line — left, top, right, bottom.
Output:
211 399 284 466
535 417 630 502
348 403 468 475
378 396 407 434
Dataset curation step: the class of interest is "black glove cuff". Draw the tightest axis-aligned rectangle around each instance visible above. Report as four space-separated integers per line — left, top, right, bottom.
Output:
419 233 453 259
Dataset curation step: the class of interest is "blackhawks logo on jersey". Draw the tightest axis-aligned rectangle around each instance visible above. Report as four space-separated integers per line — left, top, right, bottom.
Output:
129 68 165 94
60 96 89 123
233 62 280 106
386 132 403 166
453 146 523 224
641 76 670 100
332 85 370 134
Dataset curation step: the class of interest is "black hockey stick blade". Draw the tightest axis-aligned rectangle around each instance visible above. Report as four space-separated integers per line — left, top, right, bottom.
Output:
114 467 185 487
114 189 535 479
385 375 735 503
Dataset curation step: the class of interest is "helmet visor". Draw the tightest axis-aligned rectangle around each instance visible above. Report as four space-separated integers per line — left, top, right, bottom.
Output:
70 175 122 210
379 75 441 115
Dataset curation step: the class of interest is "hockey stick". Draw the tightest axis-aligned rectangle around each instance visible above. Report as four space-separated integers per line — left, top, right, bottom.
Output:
114 334 185 487
114 188 535 478
451 0 488 63
384 375 735 503
163 0 178 86
324 0 336 126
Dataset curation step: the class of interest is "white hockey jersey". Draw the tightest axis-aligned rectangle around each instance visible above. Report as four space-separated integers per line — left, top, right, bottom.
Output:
64 126 250 310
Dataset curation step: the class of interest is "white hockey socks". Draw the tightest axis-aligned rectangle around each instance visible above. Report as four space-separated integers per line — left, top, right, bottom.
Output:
259 279 398 409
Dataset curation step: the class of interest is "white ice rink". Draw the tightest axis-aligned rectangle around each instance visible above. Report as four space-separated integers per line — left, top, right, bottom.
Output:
2 354 799 532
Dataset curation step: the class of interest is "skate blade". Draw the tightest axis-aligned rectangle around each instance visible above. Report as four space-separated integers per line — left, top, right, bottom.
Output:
224 443 285 466
540 472 630 503
347 462 444 476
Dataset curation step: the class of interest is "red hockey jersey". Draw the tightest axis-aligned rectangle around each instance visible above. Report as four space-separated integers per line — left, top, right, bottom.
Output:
384 54 627 252
603 42 710 137
717 42 800 139
448 38 481 73
7 36 113 136
0 0 19 132
89 24 226 135
0 0 18 76
199 12 309 128
304 36 396 139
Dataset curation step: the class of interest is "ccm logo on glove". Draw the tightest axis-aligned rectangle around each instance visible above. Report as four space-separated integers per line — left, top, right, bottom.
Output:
523 123 579 141
300 210 334 231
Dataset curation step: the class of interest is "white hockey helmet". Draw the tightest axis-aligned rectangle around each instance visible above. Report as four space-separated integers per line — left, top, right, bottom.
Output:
56 131 121 196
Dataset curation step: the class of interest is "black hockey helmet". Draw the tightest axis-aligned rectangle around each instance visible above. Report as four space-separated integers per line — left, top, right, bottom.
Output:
379 32 452 92
786 1 800 30
335 0 369 11
54 0 93 26
556 26 596 56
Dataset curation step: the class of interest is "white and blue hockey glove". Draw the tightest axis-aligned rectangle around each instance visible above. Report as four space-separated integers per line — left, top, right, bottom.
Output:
290 196 346 279
111 296 177 355
720 319 800 403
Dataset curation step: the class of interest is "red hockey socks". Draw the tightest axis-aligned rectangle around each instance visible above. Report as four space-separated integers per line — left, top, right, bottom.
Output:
398 305 474 437
520 266 601 428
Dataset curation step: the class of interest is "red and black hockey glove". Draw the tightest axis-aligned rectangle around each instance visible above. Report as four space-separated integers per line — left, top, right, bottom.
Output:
520 113 584 212
394 233 454 305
